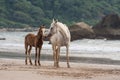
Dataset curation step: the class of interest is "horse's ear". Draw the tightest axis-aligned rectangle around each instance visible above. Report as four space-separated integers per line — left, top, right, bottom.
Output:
53 19 55 23
53 18 58 24
56 19 58 22
42 24 45 27
55 19 58 23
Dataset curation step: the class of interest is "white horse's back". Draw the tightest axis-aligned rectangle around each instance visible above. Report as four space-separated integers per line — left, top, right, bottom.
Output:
57 22 71 40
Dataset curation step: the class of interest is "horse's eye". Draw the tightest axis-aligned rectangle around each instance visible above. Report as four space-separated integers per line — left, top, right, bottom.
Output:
51 27 53 30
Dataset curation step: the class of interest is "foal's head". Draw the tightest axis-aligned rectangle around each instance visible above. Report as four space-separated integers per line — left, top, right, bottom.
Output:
37 25 47 38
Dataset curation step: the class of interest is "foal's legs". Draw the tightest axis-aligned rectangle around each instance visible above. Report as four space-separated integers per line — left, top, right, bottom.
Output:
25 44 28 65
38 46 42 66
35 47 38 66
28 46 32 65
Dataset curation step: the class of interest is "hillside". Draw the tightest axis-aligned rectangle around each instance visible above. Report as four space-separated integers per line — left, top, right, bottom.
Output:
0 0 120 28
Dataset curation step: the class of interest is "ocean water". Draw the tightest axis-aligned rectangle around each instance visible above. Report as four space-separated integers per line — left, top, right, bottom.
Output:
0 32 120 60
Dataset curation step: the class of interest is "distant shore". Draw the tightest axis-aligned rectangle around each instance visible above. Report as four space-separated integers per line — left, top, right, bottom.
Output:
0 27 38 32
0 28 38 41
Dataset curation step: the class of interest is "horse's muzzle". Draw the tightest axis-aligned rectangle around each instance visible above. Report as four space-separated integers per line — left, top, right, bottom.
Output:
47 33 52 38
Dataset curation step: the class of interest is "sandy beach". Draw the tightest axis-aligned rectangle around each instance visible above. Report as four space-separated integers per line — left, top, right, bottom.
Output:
0 58 120 80
1 32 120 80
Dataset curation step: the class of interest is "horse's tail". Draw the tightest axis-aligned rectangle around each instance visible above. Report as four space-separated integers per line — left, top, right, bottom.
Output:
24 35 28 53
24 35 28 65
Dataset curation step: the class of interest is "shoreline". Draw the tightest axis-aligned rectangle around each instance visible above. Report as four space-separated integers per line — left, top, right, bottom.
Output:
1 51 120 66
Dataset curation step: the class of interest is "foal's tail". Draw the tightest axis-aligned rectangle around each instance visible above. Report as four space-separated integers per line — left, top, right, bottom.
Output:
24 36 28 53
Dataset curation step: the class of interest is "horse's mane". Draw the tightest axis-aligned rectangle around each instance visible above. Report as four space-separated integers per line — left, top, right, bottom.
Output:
56 22 71 41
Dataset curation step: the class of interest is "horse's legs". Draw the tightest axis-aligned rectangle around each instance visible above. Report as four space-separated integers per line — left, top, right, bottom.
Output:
25 44 28 65
35 47 38 66
55 47 57 67
38 46 42 66
56 47 60 68
66 46 70 68
52 45 56 67
28 46 32 65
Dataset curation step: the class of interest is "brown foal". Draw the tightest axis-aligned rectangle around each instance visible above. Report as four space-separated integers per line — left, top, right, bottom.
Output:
25 25 46 66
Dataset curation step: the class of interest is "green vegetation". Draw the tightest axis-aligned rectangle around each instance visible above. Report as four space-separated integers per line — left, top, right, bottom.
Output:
0 0 120 28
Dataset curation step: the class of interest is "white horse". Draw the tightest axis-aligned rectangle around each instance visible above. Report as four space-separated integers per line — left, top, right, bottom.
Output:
48 19 71 68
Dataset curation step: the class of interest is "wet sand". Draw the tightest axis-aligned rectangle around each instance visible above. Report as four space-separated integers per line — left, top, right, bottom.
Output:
0 58 120 80
1 48 120 80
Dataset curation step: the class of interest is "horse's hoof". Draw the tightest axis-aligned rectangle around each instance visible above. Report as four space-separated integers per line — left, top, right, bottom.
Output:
54 65 59 68
25 63 28 65
67 65 70 68
54 64 56 67
57 66 59 68
30 63 33 65
35 64 37 66
68 66 70 68
38 63 41 66
56 65 59 68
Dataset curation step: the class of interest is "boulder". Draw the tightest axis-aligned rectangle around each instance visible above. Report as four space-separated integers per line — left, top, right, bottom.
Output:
0 38 6 40
69 22 95 41
93 14 120 39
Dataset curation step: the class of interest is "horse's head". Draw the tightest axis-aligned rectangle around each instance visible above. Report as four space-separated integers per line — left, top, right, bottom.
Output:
48 19 58 37
38 25 47 37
